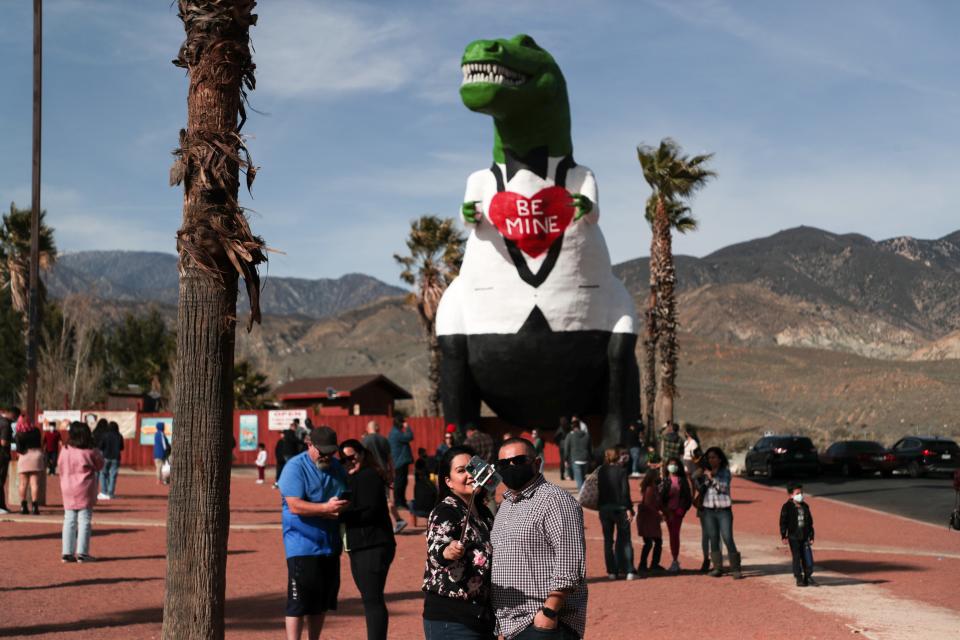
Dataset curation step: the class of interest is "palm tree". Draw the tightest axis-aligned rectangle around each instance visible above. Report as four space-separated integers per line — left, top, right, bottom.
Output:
637 139 714 429
164 2 264 639
0 202 56 315
233 359 270 409
394 215 465 415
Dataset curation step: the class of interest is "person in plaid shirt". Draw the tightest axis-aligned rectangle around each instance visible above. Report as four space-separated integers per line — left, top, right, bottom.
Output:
490 438 587 639
659 422 683 463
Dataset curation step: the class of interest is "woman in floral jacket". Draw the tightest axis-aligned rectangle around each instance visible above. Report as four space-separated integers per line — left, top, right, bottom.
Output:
422 445 495 639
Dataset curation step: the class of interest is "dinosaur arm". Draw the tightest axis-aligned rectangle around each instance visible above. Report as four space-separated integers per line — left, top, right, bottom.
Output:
574 168 600 224
461 170 488 225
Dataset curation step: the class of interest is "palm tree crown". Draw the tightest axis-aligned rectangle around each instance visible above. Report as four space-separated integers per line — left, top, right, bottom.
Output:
394 215 465 326
637 138 715 202
0 202 57 314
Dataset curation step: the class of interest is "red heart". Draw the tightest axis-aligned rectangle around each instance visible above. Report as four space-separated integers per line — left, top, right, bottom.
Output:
488 186 575 258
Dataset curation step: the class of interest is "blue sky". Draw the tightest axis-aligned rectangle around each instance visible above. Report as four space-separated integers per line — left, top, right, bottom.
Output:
1 0 958 284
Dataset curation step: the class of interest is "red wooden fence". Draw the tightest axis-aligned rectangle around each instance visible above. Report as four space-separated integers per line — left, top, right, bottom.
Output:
89 411 563 469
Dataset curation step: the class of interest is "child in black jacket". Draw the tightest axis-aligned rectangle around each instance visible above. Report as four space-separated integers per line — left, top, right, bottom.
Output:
780 482 816 587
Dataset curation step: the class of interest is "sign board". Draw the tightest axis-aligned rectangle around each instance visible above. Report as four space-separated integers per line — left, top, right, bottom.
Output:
140 417 173 446
238 414 258 451
39 410 81 425
82 411 138 439
268 409 307 432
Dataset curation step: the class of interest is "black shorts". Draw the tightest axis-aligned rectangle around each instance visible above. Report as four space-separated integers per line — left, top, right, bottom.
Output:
286 554 340 617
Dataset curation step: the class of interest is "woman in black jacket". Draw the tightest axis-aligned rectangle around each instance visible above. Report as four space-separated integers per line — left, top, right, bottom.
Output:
339 439 396 640
421 446 495 639
598 447 636 579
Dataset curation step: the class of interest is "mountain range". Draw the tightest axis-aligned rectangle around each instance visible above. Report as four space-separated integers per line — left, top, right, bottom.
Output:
47 250 407 319
44 227 960 437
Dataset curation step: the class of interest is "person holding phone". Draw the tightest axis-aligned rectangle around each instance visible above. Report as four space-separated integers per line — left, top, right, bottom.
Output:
422 446 496 639
278 426 349 640
338 439 396 640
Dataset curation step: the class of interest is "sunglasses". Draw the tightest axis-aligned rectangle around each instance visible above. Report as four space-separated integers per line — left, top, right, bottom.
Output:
340 454 357 463
494 454 533 470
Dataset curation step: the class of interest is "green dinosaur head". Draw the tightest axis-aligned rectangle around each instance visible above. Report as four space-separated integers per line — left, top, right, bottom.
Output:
460 34 572 163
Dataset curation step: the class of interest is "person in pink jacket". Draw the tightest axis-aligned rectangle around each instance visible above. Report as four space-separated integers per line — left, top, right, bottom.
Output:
59 421 104 563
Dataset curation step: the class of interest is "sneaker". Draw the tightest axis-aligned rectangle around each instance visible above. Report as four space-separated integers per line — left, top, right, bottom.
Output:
796 577 806 587
607 573 617 580
805 576 818 587
393 519 408 534
256 480 264 484
76 554 96 563
62 554 77 563
667 560 680 573
630 472 642 478
650 564 666 573
0 507 9 515
626 573 638 581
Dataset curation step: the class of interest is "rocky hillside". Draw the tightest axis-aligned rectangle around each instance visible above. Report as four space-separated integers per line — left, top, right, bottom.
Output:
615 226 960 358
47 251 407 319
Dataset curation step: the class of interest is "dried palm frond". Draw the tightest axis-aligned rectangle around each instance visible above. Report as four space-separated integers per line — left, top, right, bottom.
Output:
170 0 265 331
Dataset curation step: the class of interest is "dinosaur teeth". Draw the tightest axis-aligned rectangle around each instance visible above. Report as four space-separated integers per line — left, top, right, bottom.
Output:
460 62 528 87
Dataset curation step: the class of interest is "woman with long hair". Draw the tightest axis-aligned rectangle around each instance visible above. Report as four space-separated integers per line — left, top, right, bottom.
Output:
421 446 495 639
660 456 692 573
59 421 104 562
696 446 741 579
339 439 396 640
598 447 636 580
14 417 43 515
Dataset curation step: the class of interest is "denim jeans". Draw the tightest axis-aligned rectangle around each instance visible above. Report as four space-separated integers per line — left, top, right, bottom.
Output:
629 447 642 475
99 458 120 497
63 508 92 556
423 619 494 640
701 507 738 555
599 509 635 575
572 462 587 490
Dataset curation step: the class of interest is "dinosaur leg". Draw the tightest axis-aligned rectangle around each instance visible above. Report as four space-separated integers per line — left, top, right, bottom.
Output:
439 334 482 430
601 332 640 450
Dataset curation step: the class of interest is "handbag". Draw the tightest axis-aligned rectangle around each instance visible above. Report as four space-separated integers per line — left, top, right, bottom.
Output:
577 468 600 510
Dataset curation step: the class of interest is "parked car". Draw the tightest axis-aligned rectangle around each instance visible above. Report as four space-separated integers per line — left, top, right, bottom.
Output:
820 440 896 477
745 435 819 478
889 436 960 478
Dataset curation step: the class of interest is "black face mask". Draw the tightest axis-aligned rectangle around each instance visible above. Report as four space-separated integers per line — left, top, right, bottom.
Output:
499 462 537 491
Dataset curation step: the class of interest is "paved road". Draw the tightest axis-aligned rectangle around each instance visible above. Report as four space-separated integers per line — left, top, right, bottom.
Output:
745 474 958 526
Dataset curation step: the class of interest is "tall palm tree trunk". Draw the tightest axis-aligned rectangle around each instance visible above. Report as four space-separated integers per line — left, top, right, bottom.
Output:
642 233 658 447
652 196 678 427
163 3 263 638
428 330 442 416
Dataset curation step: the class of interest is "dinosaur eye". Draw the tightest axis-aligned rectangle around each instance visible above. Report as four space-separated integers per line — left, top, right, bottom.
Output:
519 35 541 50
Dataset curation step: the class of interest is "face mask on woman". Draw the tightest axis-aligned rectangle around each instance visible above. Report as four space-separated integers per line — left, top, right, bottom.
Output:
792 493 804 503
667 464 678 474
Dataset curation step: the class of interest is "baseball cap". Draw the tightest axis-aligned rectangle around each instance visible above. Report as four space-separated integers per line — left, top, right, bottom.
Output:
445 423 457 434
309 426 338 454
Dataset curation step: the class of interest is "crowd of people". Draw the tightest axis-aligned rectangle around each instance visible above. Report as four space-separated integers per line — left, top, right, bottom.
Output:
277 423 586 640
1 406 830 638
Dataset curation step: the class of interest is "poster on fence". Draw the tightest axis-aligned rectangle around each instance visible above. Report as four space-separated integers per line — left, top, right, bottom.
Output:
82 411 138 439
39 410 81 425
239 414 258 451
268 409 306 432
140 417 173 446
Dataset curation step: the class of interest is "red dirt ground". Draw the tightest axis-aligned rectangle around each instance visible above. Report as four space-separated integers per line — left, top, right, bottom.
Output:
1 469 957 639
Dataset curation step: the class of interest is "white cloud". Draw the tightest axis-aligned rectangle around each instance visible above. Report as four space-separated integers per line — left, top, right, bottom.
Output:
255 2 439 99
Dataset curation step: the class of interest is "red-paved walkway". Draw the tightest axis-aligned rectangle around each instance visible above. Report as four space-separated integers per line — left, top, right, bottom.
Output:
1 469 957 639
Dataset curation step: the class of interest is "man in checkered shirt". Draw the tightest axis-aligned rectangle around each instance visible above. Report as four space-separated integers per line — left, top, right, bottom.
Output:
491 437 587 639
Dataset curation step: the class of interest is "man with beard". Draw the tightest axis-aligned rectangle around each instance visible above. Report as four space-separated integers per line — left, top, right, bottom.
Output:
278 426 349 640
491 438 587 639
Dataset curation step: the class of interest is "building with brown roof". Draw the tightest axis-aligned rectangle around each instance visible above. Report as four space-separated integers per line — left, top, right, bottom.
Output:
273 374 412 416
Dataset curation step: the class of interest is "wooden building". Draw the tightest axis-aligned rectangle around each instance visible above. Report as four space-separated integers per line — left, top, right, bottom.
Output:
273 374 412 417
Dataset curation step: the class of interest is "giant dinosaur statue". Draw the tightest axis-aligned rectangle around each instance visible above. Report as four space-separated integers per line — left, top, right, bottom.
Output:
436 34 639 448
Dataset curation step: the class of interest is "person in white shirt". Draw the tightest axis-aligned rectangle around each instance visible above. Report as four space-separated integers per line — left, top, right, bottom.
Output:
255 443 268 484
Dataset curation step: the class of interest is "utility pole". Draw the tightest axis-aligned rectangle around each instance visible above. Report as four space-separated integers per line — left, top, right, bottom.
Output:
26 0 42 424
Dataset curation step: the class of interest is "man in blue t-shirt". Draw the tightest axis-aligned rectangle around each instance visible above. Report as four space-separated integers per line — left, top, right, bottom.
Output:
278 425 348 640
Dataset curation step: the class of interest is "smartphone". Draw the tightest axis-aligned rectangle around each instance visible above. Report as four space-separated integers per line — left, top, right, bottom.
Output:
339 490 354 502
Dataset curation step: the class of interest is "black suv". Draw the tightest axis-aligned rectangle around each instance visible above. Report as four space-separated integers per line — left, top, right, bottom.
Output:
820 440 896 477
745 435 819 478
889 436 959 478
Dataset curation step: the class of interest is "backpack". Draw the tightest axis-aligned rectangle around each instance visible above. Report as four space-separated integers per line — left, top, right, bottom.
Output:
577 468 600 510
